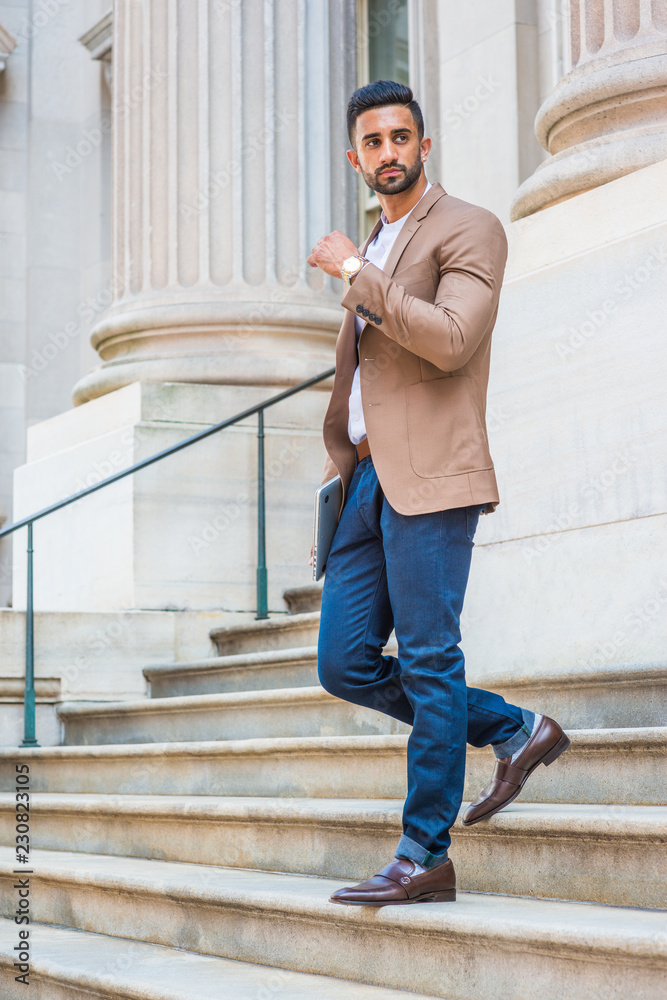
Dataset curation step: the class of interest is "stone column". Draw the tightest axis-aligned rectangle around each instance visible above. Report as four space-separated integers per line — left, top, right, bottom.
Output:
511 0 667 220
72 0 356 405
12 0 358 614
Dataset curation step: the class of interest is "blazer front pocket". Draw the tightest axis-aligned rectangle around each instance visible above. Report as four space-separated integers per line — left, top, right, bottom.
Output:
392 259 436 302
406 376 492 478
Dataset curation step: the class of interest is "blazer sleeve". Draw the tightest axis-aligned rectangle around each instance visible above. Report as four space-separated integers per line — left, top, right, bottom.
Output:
340 207 508 372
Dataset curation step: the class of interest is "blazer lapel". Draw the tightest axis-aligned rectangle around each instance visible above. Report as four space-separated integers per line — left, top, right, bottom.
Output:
337 216 383 361
359 217 383 255
382 181 447 276
382 216 422 277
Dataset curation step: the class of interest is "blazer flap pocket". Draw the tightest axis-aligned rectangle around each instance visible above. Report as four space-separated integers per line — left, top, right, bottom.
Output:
392 258 433 285
392 258 435 294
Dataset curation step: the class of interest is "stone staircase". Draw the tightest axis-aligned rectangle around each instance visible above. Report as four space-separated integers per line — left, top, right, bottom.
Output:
0 585 665 999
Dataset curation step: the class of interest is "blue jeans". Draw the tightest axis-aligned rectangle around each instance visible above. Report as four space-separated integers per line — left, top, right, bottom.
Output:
317 457 533 867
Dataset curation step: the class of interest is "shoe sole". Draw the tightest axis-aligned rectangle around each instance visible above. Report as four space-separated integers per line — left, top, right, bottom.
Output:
461 732 571 827
329 889 456 906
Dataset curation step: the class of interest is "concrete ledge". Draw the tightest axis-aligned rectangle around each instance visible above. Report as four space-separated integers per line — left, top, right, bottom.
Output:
0 796 663 907
210 611 321 655
0 728 665 805
144 647 322 697
486 660 667 728
57 687 411 745
0 919 433 1000
283 585 322 614
0 850 665 1000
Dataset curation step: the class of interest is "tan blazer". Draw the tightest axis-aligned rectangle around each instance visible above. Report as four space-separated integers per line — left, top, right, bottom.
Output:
321 181 508 516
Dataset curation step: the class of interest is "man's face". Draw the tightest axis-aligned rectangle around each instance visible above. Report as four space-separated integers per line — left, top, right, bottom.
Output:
349 105 427 195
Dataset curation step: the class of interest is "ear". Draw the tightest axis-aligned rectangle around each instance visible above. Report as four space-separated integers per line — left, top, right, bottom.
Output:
346 148 361 173
420 136 432 162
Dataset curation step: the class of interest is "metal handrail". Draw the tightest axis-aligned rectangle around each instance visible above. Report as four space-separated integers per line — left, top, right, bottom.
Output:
0 366 336 746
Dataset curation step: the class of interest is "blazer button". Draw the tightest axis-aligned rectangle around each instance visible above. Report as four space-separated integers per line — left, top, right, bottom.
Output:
374 315 382 324
362 308 369 317
368 312 376 321
356 304 363 313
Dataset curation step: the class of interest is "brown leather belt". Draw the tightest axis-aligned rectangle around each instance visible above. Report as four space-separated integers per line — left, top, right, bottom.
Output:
356 438 371 463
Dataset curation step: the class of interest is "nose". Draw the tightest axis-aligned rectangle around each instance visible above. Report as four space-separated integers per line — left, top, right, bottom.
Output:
377 138 399 166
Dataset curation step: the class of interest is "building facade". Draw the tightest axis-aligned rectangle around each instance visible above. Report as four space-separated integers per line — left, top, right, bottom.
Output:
0 0 665 730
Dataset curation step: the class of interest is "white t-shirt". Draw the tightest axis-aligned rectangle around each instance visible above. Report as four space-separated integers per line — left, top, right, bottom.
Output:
348 181 432 446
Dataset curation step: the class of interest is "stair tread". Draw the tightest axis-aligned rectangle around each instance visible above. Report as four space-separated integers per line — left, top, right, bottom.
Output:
2 726 665 759
145 653 667 686
210 610 321 637
1 848 665 952
2 793 665 833
58 685 333 716
144 645 320 677
0 918 435 999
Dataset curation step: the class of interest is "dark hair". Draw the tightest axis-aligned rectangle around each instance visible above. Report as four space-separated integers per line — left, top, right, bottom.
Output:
347 80 424 149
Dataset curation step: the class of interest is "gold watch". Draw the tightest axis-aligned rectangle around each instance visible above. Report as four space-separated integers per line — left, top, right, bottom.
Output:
341 255 369 285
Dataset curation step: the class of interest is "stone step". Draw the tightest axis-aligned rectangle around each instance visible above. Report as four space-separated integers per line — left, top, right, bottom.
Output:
58 654 667 744
0 920 434 1000
144 646 322 698
210 611 322 656
484 660 667 729
1 728 665 805
145 655 665 727
1 795 662 908
145 640 402 698
283 583 322 614
57 687 411 745
0 850 664 1000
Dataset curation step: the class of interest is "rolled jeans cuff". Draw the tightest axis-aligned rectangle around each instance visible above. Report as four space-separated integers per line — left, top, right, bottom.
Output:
395 833 448 869
492 707 536 759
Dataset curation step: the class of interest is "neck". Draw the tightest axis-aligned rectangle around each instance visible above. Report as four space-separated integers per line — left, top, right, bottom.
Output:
377 171 429 223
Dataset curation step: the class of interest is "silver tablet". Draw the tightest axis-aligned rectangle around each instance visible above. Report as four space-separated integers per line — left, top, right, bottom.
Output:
313 475 343 581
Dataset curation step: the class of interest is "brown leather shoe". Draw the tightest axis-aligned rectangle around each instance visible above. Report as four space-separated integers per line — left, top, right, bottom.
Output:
329 857 456 906
462 715 570 826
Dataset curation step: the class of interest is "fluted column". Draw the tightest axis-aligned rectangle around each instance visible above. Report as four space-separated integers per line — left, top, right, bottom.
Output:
511 0 667 220
72 0 356 405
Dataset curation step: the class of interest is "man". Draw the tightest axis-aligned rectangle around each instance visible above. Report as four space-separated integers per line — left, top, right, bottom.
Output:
307 81 570 906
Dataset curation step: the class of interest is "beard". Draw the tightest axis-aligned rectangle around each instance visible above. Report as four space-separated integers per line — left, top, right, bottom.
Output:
362 150 423 195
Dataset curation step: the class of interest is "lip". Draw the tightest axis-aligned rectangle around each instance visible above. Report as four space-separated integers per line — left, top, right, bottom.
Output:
380 168 402 177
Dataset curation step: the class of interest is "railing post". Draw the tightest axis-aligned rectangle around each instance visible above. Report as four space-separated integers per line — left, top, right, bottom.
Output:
256 409 268 620
21 522 39 747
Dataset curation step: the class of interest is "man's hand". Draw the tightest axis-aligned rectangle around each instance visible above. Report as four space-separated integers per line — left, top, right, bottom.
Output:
307 231 360 278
